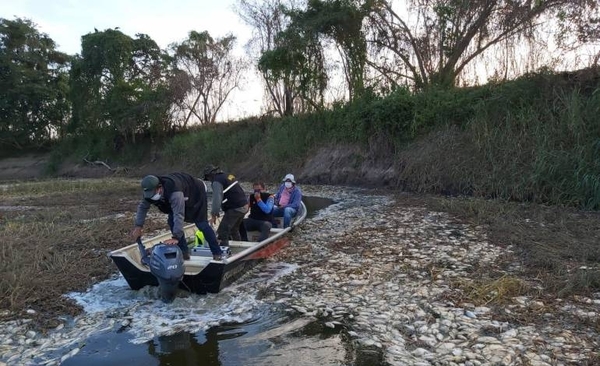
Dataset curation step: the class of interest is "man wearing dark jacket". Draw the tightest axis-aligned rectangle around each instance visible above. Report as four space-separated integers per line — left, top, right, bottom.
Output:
203 165 248 246
131 172 222 260
243 182 274 242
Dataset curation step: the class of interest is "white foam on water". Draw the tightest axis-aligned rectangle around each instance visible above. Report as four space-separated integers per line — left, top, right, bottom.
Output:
64 261 300 345
124 290 263 344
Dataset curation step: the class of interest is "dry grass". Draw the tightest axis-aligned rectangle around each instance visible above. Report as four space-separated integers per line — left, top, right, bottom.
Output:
0 178 134 197
0 178 165 330
451 275 530 306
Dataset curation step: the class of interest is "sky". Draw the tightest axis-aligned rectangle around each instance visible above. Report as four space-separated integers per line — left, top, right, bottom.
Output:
1 0 263 120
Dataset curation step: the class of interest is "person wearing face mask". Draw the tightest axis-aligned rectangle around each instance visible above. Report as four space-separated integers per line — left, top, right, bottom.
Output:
242 182 275 242
273 173 302 228
130 173 222 260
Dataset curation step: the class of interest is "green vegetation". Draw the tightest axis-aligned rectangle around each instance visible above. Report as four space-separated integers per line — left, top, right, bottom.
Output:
153 68 600 210
465 73 600 208
1 8 598 210
1 18 244 155
0 18 70 151
69 29 173 148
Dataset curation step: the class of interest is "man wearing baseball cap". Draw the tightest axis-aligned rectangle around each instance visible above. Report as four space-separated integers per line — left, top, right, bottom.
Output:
131 172 222 260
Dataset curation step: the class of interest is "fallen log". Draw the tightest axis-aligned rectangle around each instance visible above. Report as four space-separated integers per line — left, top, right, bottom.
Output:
83 157 114 171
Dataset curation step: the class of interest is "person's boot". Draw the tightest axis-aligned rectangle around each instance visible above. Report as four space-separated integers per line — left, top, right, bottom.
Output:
212 254 223 261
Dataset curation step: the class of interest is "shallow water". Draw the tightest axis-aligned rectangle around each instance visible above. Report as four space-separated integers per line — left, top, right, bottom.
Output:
56 196 354 366
61 271 348 366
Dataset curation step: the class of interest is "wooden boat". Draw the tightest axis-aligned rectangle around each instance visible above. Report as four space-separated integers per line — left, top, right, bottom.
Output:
108 201 307 295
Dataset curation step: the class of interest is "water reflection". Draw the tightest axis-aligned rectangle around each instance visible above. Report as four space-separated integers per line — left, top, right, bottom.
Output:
161 315 349 366
148 330 220 365
303 196 335 218
62 310 351 366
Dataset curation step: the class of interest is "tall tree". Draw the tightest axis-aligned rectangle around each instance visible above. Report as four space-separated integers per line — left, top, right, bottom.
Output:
295 0 369 100
258 21 328 113
236 0 300 116
555 1 600 65
367 0 597 89
171 31 244 125
69 29 172 145
0 17 70 150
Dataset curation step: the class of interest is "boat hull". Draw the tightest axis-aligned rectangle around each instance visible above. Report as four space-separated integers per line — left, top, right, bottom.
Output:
109 201 305 295
111 236 290 294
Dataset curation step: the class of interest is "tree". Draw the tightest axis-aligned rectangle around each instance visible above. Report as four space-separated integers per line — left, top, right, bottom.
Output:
555 1 600 65
69 29 172 146
295 0 369 100
367 0 598 89
170 31 244 126
258 22 328 113
236 0 300 116
0 17 70 150
239 0 370 111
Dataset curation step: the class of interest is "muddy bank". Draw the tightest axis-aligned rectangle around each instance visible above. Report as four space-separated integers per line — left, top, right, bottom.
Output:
0 146 400 190
0 155 49 181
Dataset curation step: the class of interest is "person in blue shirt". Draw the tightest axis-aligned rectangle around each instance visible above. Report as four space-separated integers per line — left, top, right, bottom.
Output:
242 182 275 241
273 173 302 228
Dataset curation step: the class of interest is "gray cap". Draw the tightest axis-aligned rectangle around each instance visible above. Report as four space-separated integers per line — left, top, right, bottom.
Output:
141 175 160 198
203 165 221 179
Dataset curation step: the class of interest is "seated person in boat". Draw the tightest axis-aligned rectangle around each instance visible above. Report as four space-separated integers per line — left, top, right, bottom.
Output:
242 182 275 242
203 165 249 246
273 173 302 228
131 172 222 260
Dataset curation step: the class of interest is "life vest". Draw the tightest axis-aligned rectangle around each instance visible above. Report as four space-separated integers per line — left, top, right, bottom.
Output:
144 172 208 222
192 230 207 248
212 172 247 210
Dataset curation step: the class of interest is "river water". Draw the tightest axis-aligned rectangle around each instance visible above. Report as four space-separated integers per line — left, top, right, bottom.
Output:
56 195 380 366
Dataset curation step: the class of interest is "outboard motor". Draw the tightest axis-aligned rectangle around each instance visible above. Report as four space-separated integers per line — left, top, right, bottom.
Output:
148 243 185 303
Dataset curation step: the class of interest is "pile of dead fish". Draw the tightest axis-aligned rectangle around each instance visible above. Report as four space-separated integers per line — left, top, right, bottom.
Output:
0 185 598 366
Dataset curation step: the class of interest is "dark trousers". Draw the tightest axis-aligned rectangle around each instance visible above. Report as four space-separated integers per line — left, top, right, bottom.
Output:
216 208 246 246
243 217 272 242
168 213 221 256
